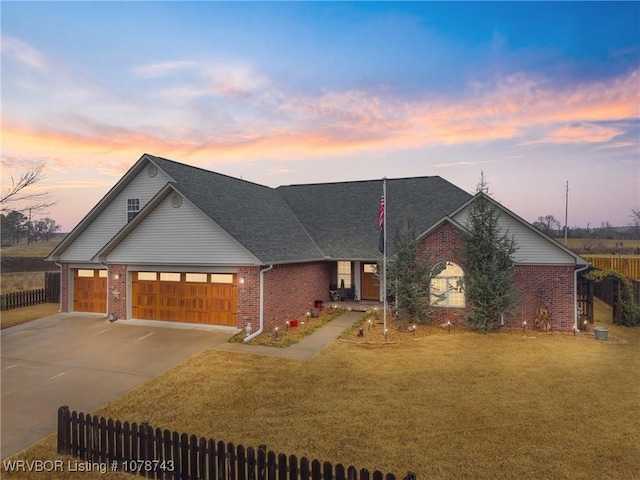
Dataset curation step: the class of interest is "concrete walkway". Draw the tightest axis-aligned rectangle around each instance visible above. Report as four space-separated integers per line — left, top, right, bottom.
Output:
215 310 364 360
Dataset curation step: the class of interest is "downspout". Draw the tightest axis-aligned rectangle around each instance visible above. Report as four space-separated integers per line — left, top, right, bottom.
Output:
574 263 590 332
243 264 273 343
55 262 63 312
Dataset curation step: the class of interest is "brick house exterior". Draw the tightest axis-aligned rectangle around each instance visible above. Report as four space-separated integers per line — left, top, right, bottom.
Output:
48 154 587 335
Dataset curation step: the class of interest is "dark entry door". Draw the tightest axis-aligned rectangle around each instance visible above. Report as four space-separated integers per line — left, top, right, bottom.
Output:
361 263 379 300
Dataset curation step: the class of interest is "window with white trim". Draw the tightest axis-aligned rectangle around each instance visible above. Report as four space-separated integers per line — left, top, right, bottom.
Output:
430 262 465 308
127 198 140 222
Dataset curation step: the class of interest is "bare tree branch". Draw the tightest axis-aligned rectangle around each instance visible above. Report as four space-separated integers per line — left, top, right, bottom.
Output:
1 162 56 213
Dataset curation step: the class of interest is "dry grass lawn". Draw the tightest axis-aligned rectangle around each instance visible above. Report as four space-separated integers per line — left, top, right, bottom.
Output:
3 301 639 480
0 303 60 329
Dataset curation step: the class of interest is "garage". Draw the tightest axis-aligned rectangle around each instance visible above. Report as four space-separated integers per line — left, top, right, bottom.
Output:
131 272 237 326
73 269 107 313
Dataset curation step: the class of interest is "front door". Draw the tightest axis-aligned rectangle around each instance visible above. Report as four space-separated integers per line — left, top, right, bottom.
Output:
361 263 379 300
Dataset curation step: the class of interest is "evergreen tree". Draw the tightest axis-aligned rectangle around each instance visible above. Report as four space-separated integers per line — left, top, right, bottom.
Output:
386 220 443 323
463 182 520 330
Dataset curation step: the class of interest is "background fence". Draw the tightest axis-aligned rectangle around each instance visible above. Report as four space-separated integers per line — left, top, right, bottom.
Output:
57 407 415 480
582 255 640 281
0 271 60 311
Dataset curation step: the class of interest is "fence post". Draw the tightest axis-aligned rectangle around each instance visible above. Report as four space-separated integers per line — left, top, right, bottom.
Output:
57 405 70 455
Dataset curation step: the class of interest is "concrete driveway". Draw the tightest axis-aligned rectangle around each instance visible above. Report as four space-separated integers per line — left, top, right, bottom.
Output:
1 313 234 459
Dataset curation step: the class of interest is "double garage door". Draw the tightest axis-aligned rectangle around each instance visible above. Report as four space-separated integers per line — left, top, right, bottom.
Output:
73 269 237 326
132 271 237 326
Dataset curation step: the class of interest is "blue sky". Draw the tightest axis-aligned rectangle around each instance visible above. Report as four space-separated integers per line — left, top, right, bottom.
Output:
2 1 639 231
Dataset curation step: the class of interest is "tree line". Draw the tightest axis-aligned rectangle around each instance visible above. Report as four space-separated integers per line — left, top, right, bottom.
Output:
1 211 61 245
533 212 640 240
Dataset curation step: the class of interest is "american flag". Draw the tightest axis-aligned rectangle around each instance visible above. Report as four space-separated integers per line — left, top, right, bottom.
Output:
378 195 385 230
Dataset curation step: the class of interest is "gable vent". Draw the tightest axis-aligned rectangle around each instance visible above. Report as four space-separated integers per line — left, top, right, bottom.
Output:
147 164 158 178
171 194 182 208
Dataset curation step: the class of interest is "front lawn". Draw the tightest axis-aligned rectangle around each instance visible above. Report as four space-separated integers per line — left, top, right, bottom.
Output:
3 312 638 480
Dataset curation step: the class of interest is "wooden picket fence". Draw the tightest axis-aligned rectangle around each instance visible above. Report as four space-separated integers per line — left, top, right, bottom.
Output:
0 272 60 311
57 407 415 480
582 255 640 281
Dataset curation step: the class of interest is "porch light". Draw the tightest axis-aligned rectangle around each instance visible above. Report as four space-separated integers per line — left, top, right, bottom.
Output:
113 273 120 280
239 277 245 284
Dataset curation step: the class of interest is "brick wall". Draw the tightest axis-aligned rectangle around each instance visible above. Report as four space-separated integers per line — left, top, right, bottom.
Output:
417 221 577 331
107 264 127 320
418 222 468 326
512 265 575 331
236 266 262 331
61 263 70 312
257 262 333 333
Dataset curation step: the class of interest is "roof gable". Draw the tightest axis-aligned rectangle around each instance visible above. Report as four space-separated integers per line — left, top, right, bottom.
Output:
451 193 588 266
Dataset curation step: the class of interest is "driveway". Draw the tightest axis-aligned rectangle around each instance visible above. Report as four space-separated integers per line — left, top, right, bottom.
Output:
1 313 234 459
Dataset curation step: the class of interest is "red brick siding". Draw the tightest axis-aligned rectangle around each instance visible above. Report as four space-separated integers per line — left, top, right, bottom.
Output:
236 266 262 331
108 264 127 320
418 222 468 326
417 221 576 331
259 262 333 333
61 263 70 312
512 265 575 331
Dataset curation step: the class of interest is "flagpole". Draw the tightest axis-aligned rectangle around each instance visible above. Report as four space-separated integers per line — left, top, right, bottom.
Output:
383 177 387 333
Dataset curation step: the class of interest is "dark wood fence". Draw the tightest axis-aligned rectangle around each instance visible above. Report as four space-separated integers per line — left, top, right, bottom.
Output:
57 407 415 480
0 272 60 311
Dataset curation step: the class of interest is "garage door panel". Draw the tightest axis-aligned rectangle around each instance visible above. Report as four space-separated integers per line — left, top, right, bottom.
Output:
73 270 107 313
132 272 236 326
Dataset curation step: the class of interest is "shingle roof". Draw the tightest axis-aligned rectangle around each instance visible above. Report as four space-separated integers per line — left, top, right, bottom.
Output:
151 155 472 263
277 176 472 259
51 153 472 265
148 155 324 264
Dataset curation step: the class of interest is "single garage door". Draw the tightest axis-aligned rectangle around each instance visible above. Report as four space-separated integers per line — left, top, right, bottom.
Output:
73 269 107 313
132 272 237 326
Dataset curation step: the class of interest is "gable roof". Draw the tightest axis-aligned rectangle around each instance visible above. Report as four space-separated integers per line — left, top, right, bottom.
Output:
50 154 582 267
146 155 324 264
277 176 472 259
448 192 588 266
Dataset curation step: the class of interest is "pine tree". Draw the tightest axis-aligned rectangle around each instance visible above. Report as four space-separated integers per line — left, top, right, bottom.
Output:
463 179 520 330
386 220 443 323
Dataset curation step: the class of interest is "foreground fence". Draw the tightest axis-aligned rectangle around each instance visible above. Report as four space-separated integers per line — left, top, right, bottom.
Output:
0 272 60 311
57 407 415 480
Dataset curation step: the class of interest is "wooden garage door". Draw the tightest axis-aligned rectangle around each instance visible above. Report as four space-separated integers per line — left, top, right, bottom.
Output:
73 269 107 313
132 272 237 326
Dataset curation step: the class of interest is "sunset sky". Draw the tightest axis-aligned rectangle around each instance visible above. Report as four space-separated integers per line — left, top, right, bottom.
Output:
2 1 639 232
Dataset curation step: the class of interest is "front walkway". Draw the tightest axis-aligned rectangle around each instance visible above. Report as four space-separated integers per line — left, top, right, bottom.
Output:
215 310 364 360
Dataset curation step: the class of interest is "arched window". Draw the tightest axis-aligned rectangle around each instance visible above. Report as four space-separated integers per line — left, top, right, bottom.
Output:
430 262 465 308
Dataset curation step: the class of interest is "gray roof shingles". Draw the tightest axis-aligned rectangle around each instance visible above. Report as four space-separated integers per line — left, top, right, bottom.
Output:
151 155 471 263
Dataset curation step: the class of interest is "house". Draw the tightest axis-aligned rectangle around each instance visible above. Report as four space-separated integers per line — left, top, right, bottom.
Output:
47 153 588 334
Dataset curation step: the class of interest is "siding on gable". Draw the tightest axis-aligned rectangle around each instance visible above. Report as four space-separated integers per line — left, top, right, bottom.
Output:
104 194 261 266
60 166 171 262
452 205 577 265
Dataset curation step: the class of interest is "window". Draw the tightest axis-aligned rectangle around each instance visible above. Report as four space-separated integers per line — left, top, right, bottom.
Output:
430 262 465 308
211 274 234 284
160 272 181 282
186 273 208 283
127 198 140 222
77 269 95 278
137 272 157 281
337 261 352 288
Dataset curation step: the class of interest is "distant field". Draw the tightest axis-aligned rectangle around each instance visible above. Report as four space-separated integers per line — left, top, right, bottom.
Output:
0 239 62 258
565 238 640 253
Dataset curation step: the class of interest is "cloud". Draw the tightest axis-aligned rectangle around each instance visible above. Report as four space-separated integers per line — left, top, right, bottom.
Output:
541 124 624 144
2 34 639 168
1 35 47 71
